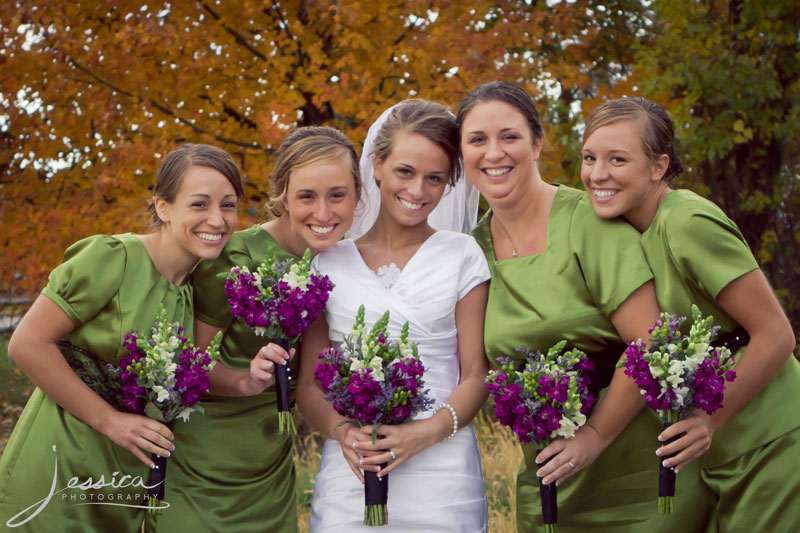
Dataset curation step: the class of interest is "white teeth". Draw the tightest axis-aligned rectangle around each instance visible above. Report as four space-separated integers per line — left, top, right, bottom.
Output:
484 168 510 176
594 190 617 198
399 198 423 210
310 225 334 234
198 232 222 242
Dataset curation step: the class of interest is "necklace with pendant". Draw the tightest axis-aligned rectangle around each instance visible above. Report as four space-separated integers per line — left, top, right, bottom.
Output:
493 218 519 258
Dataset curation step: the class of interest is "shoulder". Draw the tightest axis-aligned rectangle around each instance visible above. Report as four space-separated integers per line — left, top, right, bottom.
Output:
315 239 356 270
562 188 641 243
60 233 128 266
659 190 745 241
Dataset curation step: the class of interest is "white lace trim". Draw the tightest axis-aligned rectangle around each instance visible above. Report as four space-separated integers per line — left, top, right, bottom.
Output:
375 262 401 289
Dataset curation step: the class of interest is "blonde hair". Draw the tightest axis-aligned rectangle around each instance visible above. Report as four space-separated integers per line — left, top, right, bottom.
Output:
266 127 360 218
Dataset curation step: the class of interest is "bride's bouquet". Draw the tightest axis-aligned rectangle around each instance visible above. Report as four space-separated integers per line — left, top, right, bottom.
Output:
314 305 434 526
618 304 736 514
112 305 221 514
486 341 595 533
219 248 333 434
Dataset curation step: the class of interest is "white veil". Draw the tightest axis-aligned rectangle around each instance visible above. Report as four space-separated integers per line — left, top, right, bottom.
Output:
347 102 481 239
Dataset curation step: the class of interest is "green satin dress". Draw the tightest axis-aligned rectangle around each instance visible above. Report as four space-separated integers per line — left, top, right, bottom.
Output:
149 224 298 533
641 189 800 530
474 186 715 532
0 234 194 532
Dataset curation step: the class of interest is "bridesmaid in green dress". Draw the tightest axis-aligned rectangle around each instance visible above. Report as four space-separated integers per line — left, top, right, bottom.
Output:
457 82 714 531
581 97 800 530
150 127 361 533
0 144 244 532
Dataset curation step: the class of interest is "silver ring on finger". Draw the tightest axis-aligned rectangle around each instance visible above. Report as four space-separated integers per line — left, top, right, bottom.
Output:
389 449 396 462
568 461 576 469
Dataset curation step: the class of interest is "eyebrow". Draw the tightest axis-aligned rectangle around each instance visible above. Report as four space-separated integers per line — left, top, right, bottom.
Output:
465 127 521 135
188 193 237 198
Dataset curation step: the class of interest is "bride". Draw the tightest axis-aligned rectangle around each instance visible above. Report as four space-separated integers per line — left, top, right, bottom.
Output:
296 99 490 532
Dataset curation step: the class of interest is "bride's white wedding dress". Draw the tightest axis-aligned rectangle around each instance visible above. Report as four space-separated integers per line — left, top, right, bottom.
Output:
310 231 490 532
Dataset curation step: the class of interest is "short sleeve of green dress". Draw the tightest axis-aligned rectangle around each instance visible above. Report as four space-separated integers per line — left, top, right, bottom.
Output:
642 189 800 467
0 234 193 533
149 224 298 533
474 186 714 532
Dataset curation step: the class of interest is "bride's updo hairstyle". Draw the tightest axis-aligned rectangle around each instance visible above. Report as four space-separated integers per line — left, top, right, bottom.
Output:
583 97 683 182
266 126 361 218
370 99 461 186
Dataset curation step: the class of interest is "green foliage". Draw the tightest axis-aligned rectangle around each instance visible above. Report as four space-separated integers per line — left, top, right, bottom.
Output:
636 0 800 335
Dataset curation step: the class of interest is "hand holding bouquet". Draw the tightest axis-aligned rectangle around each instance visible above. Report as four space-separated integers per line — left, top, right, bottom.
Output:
112 305 221 513
486 341 594 533
618 304 736 513
314 305 434 526
220 248 333 434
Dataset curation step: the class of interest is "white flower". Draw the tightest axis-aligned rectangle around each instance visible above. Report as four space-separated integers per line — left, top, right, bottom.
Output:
254 326 267 337
282 267 309 290
349 358 367 373
152 385 170 403
368 357 385 383
176 407 195 422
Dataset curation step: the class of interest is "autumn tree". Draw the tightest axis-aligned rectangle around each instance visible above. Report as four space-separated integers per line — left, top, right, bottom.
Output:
1 0 649 295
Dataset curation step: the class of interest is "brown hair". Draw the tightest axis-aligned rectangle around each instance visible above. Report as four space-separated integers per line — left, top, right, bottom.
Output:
371 99 461 185
456 81 544 142
583 97 683 181
149 143 244 227
266 126 360 218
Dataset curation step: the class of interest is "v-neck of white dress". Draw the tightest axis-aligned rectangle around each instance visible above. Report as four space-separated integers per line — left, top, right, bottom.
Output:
347 231 444 290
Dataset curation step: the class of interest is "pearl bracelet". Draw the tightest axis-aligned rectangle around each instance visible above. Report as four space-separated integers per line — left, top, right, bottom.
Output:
434 403 458 441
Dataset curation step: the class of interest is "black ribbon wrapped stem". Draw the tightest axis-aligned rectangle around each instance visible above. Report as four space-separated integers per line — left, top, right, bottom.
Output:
273 338 292 412
537 451 558 527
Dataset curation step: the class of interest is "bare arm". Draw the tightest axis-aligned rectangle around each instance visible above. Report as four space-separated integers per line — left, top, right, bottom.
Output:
360 282 490 476
8 295 174 467
198 319 293 397
658 269 795 470
537 281 660 484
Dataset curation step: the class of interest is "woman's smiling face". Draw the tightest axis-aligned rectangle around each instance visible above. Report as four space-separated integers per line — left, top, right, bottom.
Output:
374 131 449 228
460 99 543 206
580 119 668 223
282 156 359 253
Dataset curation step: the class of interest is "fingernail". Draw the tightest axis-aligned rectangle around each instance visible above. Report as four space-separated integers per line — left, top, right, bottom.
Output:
170 444 176 451
674 468 680 474
149 463 156 469
353 443 359 449
542 478 550 485
662 460 669 467
359 458 364 465
657 435 664 442
655 449 661 456
163 451 171 458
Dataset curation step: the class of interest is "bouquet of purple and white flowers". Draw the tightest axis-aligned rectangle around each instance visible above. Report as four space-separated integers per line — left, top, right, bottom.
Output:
314 305 434 526
219 248 333 435
112 305 221 514
618 304 736 514
486 340 595 533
